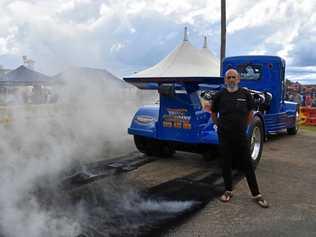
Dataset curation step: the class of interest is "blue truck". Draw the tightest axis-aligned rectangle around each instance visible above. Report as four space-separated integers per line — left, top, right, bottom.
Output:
123 55 299 165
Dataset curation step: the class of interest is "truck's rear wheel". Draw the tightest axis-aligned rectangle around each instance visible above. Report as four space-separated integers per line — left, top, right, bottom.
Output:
249 117 264 167
134 135 175 157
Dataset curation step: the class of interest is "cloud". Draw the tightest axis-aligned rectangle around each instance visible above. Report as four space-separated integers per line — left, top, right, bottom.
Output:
0 0 315 82
226 0 316 67
110 42 126 53
287 66 316 84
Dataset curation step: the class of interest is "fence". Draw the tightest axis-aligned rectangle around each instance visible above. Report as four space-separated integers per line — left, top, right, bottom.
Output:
300 107 316 126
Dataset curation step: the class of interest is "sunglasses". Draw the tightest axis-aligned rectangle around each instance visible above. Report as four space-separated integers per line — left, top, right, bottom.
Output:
227 76 237 79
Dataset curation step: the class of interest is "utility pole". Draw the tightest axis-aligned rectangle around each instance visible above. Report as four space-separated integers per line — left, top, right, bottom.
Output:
220 0 226 75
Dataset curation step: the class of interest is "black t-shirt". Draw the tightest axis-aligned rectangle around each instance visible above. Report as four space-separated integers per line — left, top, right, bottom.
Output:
211 88 255 133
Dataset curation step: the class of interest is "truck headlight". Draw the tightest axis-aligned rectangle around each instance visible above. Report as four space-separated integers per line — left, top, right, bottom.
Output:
135 115 154 124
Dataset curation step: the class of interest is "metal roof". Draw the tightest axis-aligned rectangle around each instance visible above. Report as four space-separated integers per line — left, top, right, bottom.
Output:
0 65 53 86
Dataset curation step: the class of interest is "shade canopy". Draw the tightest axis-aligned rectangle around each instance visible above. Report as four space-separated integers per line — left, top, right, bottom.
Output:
0 65 54 86
125 28 220 79
54 66 130 88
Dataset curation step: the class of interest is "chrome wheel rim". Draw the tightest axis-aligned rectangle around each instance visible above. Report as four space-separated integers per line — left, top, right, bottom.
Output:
250 126 262 161
295 111 299 131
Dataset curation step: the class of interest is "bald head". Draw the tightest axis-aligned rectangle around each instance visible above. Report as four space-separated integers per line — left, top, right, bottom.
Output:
225 69 240 79
224 69 240 92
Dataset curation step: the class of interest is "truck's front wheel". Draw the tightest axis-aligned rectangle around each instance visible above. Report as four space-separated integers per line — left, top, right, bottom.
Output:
287 110 299 135
134 135 175 157
249 117 264 167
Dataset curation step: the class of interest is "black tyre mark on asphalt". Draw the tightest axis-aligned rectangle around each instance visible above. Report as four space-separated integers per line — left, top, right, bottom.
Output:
71 158 244 237
0 153 245 237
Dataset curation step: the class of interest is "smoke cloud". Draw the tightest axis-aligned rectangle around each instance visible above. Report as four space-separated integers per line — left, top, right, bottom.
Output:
0 71 158 237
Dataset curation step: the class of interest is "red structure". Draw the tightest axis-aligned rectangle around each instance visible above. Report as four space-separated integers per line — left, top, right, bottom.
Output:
300 107 316 126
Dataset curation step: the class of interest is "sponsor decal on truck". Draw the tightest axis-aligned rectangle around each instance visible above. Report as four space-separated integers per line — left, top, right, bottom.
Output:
163 108 191 129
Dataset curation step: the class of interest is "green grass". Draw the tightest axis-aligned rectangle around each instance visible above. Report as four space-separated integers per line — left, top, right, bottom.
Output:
301 125 316 132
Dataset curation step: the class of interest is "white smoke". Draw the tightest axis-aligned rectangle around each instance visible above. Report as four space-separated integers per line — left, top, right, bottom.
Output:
0 71 156 237
137 200 195 213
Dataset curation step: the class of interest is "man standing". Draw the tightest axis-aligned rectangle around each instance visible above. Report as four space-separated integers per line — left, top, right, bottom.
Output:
211 69 269 208
293 91 302 105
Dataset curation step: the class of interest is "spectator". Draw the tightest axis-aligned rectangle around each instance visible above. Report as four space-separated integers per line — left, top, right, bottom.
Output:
312 96 316 107
293 92 302 105
31 85 44 104
305 94 313 107
288 93 294 101
302 94 306 106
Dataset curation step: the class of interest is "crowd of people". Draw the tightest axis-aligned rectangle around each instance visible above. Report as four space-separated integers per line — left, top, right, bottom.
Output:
286 91 316 107
0 85 58 105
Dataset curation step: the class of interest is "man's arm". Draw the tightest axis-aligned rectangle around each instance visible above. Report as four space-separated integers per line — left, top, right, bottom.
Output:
245 89 255 126
247 111 253 126
210 91 220 125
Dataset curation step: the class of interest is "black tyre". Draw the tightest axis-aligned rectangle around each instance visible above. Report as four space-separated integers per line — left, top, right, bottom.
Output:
134 135 152 156
159 144 175 157
249 116 264 167
287 110 299 135
134 135 175 157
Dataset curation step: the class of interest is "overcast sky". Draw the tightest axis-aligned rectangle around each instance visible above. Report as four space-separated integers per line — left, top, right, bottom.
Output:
0 0 315 83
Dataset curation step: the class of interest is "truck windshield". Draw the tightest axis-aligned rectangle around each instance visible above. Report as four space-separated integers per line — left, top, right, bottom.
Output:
237 64 262 80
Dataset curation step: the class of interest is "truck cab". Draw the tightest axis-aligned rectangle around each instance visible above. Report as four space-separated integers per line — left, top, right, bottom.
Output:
223 56 299 135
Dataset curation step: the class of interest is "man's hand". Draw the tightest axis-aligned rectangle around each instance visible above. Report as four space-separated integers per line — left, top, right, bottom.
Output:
202 100 212 113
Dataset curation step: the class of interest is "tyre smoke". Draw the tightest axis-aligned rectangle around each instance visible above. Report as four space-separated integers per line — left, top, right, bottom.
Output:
0 71 159 237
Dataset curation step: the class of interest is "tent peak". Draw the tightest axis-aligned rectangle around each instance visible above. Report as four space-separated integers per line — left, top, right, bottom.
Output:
203 36 208 48
183 26 189 41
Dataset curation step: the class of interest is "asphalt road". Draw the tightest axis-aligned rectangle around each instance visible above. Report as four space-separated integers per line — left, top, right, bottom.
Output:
24 128 315 237
160 129 316 237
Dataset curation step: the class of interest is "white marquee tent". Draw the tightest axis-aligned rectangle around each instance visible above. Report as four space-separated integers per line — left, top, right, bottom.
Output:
126 27 220 79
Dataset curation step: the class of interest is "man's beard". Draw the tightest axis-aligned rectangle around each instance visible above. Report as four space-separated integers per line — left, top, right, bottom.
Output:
226 82 239 92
